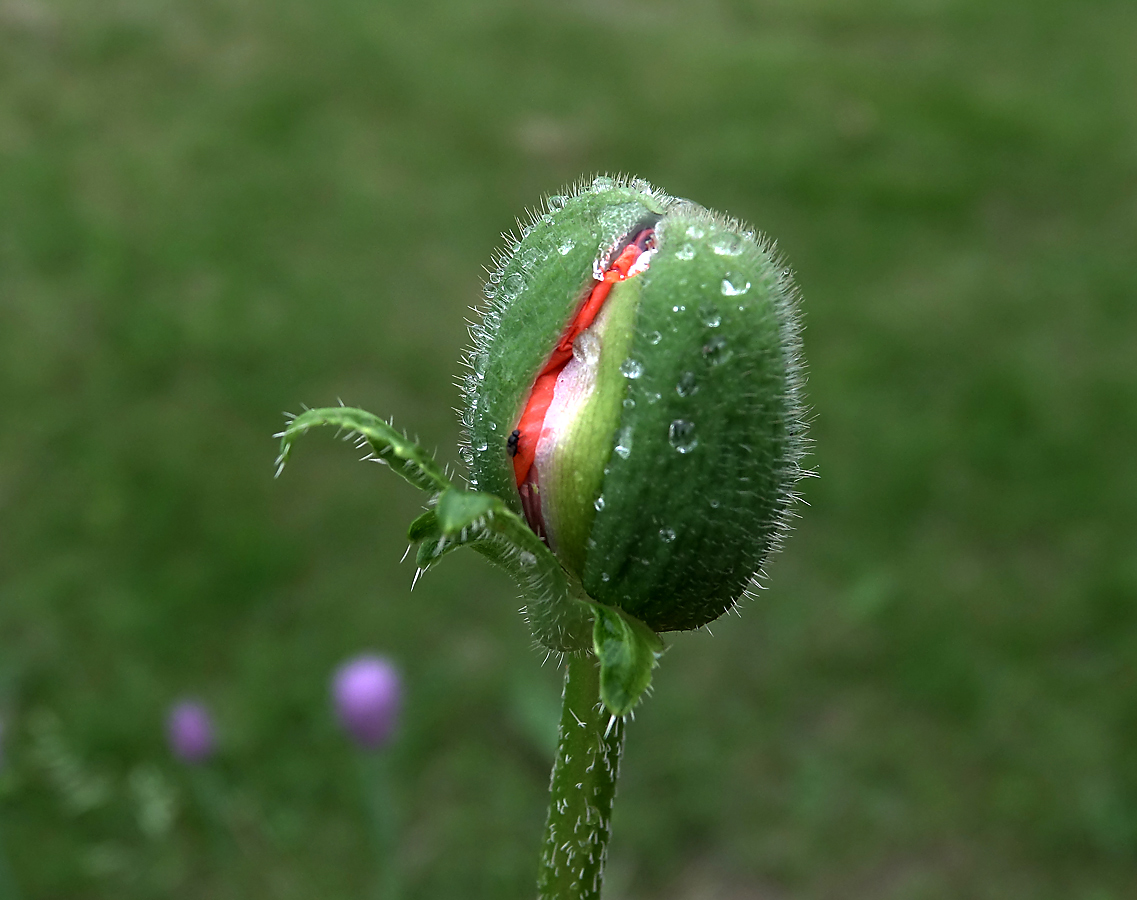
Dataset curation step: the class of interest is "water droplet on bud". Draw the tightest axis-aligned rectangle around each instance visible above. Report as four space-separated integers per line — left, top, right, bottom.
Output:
594 496 606 511
614 426 634 459
547 195 568 210
668 419 698 453
685 225 706 239
676 372 699 397
702 336 732 366
721 277 751 296
659 528 676 543
674 243 696 260
557 237 575 256
520 247 542 268
712 234 744 256
620 358 644 379
648 330 662 345
501 273 525 300
700 304 721 327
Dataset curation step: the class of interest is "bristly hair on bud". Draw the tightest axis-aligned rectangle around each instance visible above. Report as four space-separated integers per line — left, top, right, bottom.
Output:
459 174 809 635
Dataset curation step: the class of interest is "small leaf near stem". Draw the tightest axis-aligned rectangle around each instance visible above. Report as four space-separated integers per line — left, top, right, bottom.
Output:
538 653 625 900
591 605 665 716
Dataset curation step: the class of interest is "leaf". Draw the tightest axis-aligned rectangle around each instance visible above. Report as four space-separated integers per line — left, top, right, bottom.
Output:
591 605 665 716
406 509 438 542
407 488 595 653
435 489 498 535
276 407 452 494
275 407 594 653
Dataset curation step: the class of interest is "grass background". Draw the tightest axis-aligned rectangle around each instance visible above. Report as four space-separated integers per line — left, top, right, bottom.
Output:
1 0 1135 897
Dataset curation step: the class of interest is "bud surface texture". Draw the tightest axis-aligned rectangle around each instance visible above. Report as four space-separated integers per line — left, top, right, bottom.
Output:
462 176 807 633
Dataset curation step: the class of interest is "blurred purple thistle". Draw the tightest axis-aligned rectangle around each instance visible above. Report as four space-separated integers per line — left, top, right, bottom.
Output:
332 655 402 750
167 699 216 764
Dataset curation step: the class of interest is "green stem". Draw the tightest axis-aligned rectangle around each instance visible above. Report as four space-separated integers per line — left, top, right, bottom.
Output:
537 653 626 900
357 752 399 900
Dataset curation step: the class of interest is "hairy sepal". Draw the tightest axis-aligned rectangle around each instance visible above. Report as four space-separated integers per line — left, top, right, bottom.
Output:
591 604 665 716
462 177 667 509
581 210 808 631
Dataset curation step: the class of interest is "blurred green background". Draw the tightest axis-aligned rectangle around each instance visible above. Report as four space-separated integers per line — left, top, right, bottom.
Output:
1 0 1135 897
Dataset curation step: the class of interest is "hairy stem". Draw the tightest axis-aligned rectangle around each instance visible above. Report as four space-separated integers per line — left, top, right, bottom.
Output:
538 653 626 900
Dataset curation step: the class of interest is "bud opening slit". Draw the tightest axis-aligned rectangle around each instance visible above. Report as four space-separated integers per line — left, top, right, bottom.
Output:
512 223 658 540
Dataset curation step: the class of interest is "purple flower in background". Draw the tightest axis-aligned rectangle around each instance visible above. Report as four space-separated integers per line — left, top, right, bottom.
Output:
167 699 216 764
332 655 402 750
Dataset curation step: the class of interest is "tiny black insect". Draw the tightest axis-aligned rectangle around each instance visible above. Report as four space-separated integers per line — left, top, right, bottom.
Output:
507 429 521 457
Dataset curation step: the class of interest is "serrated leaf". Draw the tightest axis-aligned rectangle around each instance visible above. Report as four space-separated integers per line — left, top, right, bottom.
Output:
435 489 498 535
591 604 665 716
276 407 452 494
275 407 594 652
406 509 439 543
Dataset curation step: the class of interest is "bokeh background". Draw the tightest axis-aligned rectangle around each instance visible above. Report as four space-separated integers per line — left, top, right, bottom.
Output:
2 0 1135 897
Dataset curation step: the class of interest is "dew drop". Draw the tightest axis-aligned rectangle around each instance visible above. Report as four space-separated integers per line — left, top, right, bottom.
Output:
702 335 732 366
501 273 525 300
558 237 576 256
721 277 751 296
601 572 611 582
599 202 641 233
520 247 542 268
659 528 676 543
700 304 721 327
592 176 615 191
646 391 662 404
518 551 537 568
709 498 720 509
712 234 744 256
489 421 497 430
620 358 644 379
482 283 497 299
668 419 698 453
548 195 568 210
648 330 662 345
475 440 488 452
676 371 699 397
674 243 696 261
685 224 705 239
614 426 633 459
672 304 686 313
594 496 606 511
622 397 635 409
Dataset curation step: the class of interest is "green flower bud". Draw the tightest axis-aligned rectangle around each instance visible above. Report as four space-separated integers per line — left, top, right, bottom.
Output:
462 175 807 634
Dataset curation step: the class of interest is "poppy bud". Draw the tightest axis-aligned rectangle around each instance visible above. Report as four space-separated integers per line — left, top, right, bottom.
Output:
462 175 807 634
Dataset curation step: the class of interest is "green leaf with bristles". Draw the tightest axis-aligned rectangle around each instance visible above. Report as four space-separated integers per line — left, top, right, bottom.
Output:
591 604 665 716
277 413 593 651
277 407 452 494
407 509 439 542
